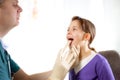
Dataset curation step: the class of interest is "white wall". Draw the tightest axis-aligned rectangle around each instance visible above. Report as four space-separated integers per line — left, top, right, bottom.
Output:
63 0 120 52
2 0 120 79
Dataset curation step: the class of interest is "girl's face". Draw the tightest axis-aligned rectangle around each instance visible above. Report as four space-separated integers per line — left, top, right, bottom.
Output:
66 20 85 47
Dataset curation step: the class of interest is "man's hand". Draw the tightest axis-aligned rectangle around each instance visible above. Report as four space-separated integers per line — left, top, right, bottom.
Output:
49 41 80 80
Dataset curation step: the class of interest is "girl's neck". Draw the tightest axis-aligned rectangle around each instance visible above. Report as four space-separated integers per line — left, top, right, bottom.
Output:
79 47 92 60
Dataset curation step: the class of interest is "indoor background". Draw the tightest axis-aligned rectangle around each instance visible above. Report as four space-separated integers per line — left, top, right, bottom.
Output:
2 0 120 79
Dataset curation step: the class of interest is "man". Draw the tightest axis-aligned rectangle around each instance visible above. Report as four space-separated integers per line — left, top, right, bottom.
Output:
0 0 80 80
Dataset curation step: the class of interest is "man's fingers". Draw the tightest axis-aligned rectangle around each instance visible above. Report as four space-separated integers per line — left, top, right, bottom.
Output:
61 41 71 58
60 41 81 70
65 46 79 65
69 58 76 67
72 45 80 57
66 52 73 64
63 41 71 50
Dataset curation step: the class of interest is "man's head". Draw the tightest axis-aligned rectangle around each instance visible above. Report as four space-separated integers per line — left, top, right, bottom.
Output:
0 0 22 37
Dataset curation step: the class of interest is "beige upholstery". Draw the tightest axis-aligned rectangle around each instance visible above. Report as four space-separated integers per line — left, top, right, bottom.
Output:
99 50 120 80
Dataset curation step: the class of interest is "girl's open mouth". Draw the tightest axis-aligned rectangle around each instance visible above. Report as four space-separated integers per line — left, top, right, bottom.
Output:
68 38 74 46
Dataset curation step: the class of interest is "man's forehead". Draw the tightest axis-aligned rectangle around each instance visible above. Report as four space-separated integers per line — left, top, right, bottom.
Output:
10 0 18 2
14 0 18 2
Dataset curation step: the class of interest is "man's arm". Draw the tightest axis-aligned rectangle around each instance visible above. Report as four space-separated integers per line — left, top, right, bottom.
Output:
13 69 52 80
30 70 52 80
13 41 80 80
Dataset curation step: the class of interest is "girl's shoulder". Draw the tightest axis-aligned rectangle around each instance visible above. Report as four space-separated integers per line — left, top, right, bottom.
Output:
93 53 109 65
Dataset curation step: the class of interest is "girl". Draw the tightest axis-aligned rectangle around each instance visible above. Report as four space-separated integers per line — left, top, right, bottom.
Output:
67 16 115 80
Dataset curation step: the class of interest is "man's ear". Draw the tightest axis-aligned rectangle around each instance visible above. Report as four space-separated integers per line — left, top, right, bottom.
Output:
83 33 91 41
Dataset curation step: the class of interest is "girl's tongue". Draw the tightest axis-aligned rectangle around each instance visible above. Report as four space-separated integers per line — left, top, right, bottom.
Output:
69 39 73 47
67 37 74 47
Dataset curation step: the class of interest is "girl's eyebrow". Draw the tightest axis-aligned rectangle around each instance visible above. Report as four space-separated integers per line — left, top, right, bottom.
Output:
67 26 77 29
73 26 78 28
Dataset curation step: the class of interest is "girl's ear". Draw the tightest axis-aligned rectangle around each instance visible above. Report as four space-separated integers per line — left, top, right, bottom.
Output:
83 33 91 41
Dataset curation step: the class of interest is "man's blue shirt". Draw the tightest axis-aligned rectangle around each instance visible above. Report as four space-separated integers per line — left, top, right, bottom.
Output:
0 41 20 80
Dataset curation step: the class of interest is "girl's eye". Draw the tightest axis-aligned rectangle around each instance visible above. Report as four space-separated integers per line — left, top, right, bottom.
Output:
73 28 77 31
